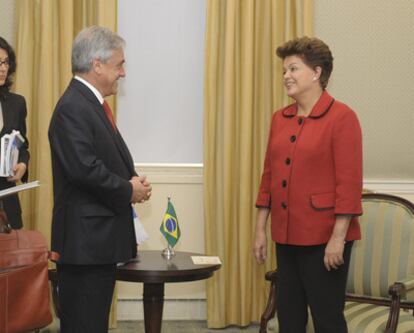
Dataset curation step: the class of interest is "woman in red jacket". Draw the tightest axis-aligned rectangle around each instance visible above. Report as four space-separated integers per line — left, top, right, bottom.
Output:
253 37 362 333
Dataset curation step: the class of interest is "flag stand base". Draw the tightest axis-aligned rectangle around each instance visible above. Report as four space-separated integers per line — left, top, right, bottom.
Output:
162 245 175 259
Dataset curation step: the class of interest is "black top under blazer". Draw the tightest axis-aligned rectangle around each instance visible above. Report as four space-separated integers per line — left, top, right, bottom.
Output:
48 79 137 265
0 92 30 229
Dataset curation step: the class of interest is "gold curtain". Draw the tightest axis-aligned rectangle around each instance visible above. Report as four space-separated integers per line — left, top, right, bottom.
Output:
204 0 313 327
13 0 118 328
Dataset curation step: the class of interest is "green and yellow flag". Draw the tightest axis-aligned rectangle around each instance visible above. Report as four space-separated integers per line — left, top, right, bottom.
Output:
160 198 181 247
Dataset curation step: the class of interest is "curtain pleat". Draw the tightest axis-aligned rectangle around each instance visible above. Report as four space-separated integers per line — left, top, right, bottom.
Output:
204 0 313 327
14 0 118 328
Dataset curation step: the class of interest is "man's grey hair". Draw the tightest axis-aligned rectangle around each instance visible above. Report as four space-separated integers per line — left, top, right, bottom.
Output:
71 26 125 74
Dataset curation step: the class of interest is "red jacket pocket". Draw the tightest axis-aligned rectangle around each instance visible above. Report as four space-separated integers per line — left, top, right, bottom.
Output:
310 192 335 210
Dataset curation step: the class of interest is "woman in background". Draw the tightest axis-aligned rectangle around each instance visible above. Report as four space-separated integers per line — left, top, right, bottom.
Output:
0 37 30 229
253 37 362 333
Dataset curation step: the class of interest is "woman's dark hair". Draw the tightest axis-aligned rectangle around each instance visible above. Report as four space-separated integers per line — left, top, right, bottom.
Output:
0 37 17 97
276 36 333 89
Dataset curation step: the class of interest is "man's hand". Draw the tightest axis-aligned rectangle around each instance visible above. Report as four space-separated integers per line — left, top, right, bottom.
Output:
7 163 27 182
129 175 152 203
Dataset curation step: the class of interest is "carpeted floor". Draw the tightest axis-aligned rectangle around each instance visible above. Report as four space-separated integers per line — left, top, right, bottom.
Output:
40 319 259 332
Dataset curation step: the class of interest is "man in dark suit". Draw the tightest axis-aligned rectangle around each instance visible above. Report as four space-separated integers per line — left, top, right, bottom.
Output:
48 26 152 333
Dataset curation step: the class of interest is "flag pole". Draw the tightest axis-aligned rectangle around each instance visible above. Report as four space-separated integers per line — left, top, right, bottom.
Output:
162 243 175 259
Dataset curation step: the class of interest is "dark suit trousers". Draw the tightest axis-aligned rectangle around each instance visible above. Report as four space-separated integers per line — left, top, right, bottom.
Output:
57 263 117 333
276 242 353 333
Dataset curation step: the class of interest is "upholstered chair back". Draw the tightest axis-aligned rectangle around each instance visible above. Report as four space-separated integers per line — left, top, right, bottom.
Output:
346 194 414 300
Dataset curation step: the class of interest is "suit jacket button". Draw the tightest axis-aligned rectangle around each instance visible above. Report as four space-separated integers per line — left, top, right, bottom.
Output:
285 158 291 165
290 135 296 142
282 180 287 187
298 118 303 125
281 202 287 209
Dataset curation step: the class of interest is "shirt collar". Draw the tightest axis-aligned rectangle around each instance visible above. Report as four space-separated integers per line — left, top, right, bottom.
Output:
74 75 104 105
282 90 335 119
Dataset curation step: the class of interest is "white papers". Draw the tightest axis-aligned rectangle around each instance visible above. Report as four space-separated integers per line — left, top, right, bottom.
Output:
0 130 25 177
132 206 149 245
191 256 222 265
0 180 40 199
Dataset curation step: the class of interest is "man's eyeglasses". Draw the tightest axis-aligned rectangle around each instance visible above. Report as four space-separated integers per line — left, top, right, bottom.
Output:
0 59 10 67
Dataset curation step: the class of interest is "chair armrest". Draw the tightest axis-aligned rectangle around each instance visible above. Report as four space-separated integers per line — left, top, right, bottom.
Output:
395 276 414 300
385 279 414 332
397 276 414 290
260 270 278 333
265 270 278 282
386 282 403 333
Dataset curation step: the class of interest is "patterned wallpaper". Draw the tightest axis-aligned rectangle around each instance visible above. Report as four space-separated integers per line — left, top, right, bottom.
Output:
0 0 16 46
314 0 414 179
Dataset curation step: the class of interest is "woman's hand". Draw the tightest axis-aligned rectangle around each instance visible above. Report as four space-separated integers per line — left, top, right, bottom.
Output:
324 237 345 271
7 163 27 182
253 229 267 264
253 208 271 264
324 215 351 271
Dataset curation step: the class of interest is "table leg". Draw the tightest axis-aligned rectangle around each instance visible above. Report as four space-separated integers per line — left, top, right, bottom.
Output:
143 283 165 333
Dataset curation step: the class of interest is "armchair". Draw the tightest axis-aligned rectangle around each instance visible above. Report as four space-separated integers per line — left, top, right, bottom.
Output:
260 193 414 333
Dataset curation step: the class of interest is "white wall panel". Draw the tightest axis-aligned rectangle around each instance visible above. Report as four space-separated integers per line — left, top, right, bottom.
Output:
117 0 206 163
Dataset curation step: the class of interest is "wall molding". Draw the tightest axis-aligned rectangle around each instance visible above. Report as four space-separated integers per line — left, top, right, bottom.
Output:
135 163 203 184
134 164 414 195
363 179 414 194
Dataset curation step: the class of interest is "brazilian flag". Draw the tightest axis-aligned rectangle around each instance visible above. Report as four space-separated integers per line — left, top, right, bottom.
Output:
160 199 181 247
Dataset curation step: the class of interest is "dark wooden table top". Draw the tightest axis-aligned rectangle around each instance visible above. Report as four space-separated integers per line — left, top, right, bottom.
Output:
116 250 221 284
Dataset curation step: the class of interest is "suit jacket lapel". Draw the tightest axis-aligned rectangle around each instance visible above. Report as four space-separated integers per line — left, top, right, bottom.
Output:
94 104 136 176
115 132 137 176
71 79 136 176
100 108 136 176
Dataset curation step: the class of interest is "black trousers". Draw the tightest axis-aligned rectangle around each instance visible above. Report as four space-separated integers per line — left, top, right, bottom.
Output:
276 242 353 333
57 263 117 333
